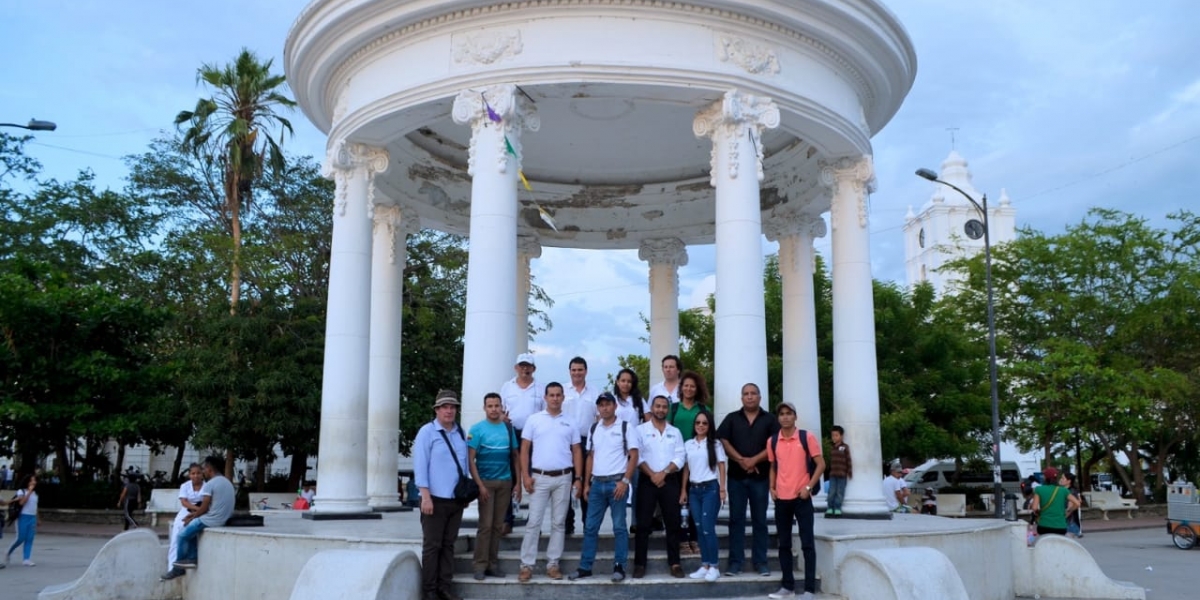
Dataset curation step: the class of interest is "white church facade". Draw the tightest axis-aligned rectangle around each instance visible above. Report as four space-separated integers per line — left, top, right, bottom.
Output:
904 150 1016 293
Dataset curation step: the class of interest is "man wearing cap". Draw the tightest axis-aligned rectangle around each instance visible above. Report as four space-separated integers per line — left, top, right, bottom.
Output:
500 353 544 534
632 395 687 579
414 390 470 600
882 463 910 512
562 356 599 536
518 382 583 582
569 391 639 582
766 402 825 600
717 382 778 577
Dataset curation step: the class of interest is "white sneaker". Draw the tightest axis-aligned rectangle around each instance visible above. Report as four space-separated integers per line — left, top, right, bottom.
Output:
704 567 720 582
689 566 709 579
768 588 795 599
799 592 814 600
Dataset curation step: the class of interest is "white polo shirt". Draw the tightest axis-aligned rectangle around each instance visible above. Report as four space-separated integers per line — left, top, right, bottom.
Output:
683 438 727 484
501 377 543 430
614 395 642 424
647 380 680 405
563 383 599 439
522 410 578 471
587 418 640 478
635 420 685 472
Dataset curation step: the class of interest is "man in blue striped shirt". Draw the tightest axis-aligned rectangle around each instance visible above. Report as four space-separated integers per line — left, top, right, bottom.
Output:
415 390 470 600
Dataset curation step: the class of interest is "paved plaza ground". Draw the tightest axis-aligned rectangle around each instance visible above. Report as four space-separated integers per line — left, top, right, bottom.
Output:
1 516 1188 599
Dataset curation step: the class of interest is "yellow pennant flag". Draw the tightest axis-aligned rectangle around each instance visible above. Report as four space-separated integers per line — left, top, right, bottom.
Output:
518 170 533 191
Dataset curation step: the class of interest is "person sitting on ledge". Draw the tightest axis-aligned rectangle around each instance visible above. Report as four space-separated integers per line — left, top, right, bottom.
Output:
161 455 234 581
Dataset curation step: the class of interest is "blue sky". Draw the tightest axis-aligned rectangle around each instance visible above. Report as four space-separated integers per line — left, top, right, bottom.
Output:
4 1 1198 384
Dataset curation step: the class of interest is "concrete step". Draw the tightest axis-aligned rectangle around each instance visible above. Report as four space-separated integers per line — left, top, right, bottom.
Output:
455 548 801 576
452 571 807 600
481 529 783 553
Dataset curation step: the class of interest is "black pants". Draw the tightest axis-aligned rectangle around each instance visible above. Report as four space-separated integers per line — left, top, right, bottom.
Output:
634 471 681 567
421 497 465 597
122 501 139 530
775 497 816 594
565 435 588 533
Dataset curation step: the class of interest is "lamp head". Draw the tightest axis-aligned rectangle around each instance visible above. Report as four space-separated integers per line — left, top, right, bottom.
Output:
27 119 56 131
915 168 938 181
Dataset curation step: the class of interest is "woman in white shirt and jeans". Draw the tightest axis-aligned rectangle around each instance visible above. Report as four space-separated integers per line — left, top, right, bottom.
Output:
679 412 726 582
168 465 206 569
6 474 39 567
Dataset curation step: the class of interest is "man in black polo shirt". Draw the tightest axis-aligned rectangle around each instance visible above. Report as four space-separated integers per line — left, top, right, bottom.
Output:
717 383 779 577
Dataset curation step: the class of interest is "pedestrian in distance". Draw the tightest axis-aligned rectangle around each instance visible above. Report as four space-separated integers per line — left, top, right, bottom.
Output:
118 473 142 530
5 474 40 567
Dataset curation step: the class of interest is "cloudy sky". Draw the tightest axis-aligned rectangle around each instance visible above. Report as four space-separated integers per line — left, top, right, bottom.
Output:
4 1 1198 384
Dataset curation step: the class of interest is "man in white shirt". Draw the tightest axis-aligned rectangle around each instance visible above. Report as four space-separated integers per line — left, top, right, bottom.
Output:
569 392 639 582
632 395 686 579
882 463 910 512
500 353 544 433
518 382 582 583
562 356 598 536
647 355 683 407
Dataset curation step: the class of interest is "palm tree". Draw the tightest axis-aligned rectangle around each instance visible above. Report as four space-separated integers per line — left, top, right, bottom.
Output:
174 48 296 477
175 48 296 314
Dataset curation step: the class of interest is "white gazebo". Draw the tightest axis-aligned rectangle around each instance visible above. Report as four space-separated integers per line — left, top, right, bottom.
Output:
285 0 916 519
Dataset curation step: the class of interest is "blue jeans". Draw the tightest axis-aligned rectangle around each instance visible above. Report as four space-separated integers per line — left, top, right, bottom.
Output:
827 476 847 511
7 514 37 560
688 480 720 566
726 476 769 572
174 519 208 563
579 478 629 570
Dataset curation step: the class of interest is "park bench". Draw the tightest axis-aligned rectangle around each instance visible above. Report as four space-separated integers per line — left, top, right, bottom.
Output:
1082 490 1138 520
146 488 182 527
936 493 967 517
249 492 301 514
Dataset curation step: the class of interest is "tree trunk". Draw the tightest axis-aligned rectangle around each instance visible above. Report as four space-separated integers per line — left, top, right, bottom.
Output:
115 444 126 478
1124 448 1147 505
55 444 71 483
288 451 308 490
172 445 186 484
255 451 268 493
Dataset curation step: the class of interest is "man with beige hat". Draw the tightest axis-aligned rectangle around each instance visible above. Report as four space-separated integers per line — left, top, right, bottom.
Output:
414 389 470 600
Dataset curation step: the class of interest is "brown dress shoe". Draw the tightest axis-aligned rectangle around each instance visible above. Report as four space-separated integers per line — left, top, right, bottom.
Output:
689 541 701 555
633 565 646 579
547 564 563 580
671 564 685 578
519 566 533 582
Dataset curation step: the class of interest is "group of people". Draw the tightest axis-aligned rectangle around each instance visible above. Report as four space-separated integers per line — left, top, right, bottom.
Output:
159 455 236 581
414 354 833 600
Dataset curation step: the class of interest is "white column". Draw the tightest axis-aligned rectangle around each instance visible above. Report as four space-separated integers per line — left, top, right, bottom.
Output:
694 89 779 417
453 84 539 431
312 141 389 516
515 235 542 356
822 156 890 518
366 204 419 511
764 212 827 435
638 238 688 368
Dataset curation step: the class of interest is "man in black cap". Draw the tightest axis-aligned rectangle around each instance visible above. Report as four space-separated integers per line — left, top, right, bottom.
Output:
569 391 639 582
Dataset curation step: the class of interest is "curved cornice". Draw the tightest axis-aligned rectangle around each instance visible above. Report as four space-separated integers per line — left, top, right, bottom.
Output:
286 0 915 137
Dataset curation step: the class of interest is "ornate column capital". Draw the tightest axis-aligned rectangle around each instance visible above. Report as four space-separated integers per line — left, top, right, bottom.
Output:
371 204 419 265
517 234 542 260
452 84 540 176
638 237 689 267
763 211 827 242
819 155 876 230
693 89 781 185
322 140 390 217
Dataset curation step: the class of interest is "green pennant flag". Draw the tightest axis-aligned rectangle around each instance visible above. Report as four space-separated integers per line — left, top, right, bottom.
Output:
504 136 517 157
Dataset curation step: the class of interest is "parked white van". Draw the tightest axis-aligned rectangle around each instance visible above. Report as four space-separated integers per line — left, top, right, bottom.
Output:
904 460 1025 497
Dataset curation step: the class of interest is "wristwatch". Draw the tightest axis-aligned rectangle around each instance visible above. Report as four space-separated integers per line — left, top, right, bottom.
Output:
621 478 631 486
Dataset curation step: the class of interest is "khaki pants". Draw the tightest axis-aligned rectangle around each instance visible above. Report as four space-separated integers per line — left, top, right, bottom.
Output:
473 479 514 572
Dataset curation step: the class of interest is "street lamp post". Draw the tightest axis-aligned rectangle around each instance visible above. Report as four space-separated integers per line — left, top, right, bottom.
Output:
0 119 57 132
915 167 1003 519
